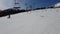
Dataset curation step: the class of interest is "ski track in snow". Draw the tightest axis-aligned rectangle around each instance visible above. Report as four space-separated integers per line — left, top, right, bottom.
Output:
0 8 60 34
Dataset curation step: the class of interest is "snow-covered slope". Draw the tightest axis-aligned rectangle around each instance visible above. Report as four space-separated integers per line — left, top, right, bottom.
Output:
54 3 60 7
0 8 60 34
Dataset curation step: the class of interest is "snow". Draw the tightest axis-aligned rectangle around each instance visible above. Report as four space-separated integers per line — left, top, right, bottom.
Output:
0 8 60 34
54 3 60 7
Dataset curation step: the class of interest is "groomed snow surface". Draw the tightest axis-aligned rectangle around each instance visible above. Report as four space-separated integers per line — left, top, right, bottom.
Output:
0 8 60 34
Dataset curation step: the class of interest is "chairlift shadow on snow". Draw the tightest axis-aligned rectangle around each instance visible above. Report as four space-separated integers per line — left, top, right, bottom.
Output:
40 16 45 17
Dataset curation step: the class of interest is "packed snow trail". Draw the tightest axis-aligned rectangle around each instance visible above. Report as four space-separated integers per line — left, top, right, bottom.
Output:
0 8 60 34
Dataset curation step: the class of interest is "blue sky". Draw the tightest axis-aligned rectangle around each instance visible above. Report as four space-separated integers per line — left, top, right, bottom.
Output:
21 0 60 9
0 0 60 10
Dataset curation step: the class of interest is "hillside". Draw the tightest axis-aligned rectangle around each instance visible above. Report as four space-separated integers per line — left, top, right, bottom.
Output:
0 8 60 34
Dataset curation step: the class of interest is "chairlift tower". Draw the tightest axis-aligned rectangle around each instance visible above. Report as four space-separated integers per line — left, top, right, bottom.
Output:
8 0 20 18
